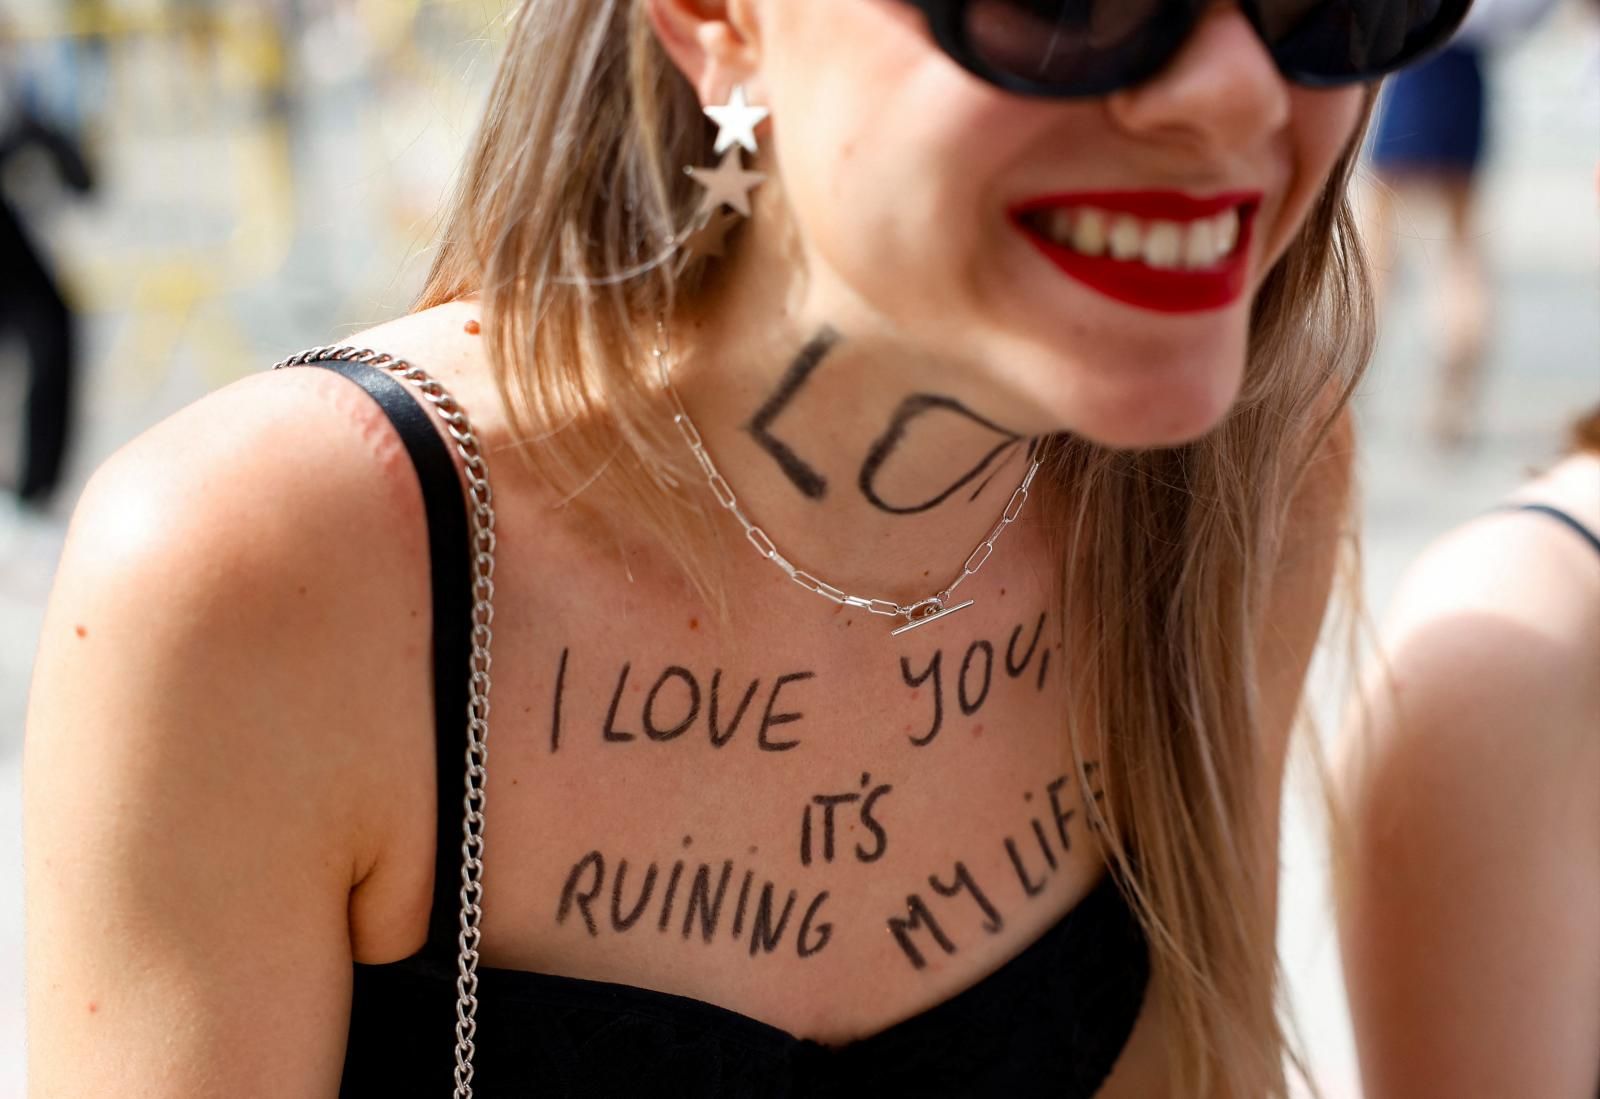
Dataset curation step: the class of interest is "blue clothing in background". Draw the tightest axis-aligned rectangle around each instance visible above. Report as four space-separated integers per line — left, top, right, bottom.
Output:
1370 43 1487 175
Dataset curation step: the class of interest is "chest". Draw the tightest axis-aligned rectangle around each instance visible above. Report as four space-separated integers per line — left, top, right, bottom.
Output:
421 509 1114 1043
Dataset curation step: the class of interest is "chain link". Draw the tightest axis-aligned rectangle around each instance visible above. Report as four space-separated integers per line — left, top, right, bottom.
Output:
653 323 1042 629
274 346 494 1098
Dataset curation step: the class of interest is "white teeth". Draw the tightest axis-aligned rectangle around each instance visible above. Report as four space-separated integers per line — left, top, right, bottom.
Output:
1071 209 1107 256
1213 208 1239 256
1143 221 1182 269
1183 219 1217 270
1109 215 1142 260
1033 204 1244 269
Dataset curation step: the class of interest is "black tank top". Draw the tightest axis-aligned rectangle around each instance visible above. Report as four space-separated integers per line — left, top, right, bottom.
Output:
1491 502 1600 560
311 359 1151 1098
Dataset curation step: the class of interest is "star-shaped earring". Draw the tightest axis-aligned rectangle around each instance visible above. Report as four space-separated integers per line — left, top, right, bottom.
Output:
679 206 745 269
704 85 769 156
686 148 767 218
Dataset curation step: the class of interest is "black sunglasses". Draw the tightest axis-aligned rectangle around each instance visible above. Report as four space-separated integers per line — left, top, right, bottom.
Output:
896 0 1473 98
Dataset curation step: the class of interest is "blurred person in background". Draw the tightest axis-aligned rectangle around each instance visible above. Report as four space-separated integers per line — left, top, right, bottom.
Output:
22 1 1469 1096
1337 404 1600 1095
1341 48 1600 1081
0 69 93 508
1363 0 1561 447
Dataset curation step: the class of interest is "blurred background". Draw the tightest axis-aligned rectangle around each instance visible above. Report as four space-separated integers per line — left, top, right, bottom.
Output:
0 1 1595 1094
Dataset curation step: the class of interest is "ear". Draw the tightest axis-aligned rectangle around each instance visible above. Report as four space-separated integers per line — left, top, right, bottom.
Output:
645 0 764 108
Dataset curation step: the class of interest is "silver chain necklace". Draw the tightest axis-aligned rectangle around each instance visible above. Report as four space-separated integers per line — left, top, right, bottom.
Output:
654 322 1043 635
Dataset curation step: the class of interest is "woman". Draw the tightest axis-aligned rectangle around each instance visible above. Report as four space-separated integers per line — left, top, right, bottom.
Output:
1339 408 1600 1097
22 2 1466 1095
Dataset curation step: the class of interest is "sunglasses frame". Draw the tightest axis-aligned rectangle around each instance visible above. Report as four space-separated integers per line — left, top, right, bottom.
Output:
895 0 1476 99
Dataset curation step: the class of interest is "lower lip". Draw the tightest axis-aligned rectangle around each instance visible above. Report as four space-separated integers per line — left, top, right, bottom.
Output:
1011 207 1256 315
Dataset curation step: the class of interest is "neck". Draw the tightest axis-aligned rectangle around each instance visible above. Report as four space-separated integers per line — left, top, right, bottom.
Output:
665 233 1042 609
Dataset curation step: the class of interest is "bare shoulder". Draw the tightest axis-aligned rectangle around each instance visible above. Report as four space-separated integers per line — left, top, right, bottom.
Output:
21 340 451 1091
1336 452 1600 1097
1379 451 1600 736
1350 449 1600 817
337 297 500 413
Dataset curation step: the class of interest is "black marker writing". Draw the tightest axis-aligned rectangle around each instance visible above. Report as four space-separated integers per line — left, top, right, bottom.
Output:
902 614 1053 746
928 862 1004 935
900 651 943 746
745 328 841 500
757 671 812 752
555 848 834 962
596 661 816 752
709 669 761 747
611 858 657 932
888 894 957 970
645 666 701 742
884 768 1103 972
799 773 894 866
859 395 1023 515
550 646 569 753
1005 614 1045 679
958 640 994 716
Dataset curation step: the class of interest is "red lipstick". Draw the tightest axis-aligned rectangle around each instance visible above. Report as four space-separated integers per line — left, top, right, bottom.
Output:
1009 191 1261 314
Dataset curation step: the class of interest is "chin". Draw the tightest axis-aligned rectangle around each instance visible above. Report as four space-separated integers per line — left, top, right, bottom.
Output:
1041 356 1244 452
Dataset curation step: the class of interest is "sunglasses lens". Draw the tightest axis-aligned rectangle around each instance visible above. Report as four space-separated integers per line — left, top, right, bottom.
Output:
951 0 1471 95
960 0 1182 94
1254 0 1470 82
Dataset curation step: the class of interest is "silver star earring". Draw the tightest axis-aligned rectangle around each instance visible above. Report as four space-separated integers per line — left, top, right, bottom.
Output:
679 85 768 270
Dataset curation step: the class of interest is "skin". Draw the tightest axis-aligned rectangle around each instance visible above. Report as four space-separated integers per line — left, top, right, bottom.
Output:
24 1 1362 1094
658 0 1364 584
1339 451 1600 1098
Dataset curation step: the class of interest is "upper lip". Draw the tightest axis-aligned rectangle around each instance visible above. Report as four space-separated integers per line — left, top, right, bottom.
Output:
1010 190 1263 222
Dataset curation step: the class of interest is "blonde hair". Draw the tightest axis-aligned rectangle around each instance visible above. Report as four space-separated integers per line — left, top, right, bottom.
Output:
417 3 1377 1094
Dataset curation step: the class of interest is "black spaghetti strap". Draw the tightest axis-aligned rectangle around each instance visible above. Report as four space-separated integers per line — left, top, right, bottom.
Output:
1493 503 1600 561
298 358 473 965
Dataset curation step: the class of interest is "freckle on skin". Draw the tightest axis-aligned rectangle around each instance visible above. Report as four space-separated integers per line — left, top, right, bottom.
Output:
689 617 699 631
972 724 984 738
74 625 87 638
298 585 308 596
682 834 693 849
464 319 481 335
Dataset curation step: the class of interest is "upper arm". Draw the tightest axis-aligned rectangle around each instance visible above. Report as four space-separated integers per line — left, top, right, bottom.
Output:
22 368 435 1097
1337 525 1600 1098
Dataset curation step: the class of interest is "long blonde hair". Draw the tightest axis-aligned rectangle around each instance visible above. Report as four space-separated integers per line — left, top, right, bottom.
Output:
417 3 1377 1094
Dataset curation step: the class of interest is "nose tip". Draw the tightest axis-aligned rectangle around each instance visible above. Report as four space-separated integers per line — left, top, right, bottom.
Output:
1103 3 1290 147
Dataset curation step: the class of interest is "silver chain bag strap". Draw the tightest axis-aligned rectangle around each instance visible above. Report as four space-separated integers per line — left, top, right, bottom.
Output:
274 347 495 1098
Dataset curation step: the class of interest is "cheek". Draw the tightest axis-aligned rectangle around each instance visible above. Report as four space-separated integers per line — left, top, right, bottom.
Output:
768 68 1042 331
1298 86 1367 175
760 0 1048 322
1272 87 1366 250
